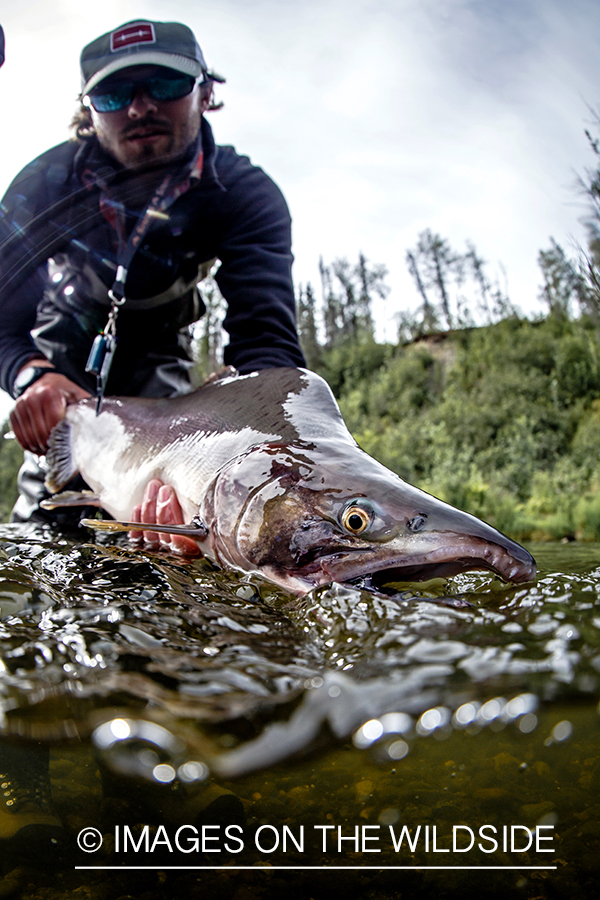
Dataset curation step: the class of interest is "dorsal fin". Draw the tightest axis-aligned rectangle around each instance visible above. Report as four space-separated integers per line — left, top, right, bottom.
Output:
45 419 80 493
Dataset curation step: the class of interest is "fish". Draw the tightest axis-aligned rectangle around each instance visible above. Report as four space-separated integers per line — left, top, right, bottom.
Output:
41 367 536 594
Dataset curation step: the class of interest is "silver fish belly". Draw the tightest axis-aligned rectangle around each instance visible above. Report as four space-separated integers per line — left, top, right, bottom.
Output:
42 368 536 593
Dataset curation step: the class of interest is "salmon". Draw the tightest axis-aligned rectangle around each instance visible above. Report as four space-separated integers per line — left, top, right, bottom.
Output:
42 367 536 593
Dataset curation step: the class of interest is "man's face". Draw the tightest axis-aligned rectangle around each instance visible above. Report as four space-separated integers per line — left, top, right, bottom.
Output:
88 65 211 169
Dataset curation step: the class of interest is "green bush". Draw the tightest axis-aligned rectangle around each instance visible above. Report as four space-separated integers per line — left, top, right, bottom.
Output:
324 313 600 543
0 421 23 522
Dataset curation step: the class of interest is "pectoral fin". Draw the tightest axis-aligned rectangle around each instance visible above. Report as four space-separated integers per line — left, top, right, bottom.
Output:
41 490 102 509
80 518 209 540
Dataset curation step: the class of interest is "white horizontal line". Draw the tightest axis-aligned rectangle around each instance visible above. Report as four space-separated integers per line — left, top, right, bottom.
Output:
75 866 558 871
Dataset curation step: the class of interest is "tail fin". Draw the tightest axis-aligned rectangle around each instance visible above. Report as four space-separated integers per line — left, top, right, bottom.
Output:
44 419 80 493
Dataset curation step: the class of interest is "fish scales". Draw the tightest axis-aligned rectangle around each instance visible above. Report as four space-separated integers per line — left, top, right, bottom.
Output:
43 367 536 594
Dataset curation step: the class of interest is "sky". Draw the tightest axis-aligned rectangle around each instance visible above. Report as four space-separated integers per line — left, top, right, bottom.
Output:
1 0 600 418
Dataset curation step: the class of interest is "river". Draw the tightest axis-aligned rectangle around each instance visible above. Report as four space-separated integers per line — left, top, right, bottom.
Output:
0 526 598 898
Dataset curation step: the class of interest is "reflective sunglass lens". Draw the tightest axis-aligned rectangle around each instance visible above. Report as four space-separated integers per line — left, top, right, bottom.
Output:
89 86 133 112
88 75 195 112
147 76 195 101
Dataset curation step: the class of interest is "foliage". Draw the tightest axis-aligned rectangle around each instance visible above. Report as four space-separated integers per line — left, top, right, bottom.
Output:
322 313 600 542
0 422 22 522
315 334 392 398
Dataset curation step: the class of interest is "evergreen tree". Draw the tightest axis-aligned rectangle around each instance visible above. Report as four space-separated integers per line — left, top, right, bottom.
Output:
405 230 513 337
577 112 600 319
0 424 22 522
464 241 514 323
296 282 321 369
319 256 344 348
582 112 600 266
319 253 388 348
405 230 462 330
537 239 589 319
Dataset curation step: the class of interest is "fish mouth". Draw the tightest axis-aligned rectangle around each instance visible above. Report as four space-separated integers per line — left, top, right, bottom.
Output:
305 535 537 587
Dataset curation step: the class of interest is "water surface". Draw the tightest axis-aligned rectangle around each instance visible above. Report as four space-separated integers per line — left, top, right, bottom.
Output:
0 527 598 898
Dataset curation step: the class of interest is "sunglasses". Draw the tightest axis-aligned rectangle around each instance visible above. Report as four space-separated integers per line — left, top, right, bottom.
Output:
85 74 197 113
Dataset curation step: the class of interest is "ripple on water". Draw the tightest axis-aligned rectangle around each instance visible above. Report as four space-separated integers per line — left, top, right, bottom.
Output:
0 529 599 775
1 528 600 896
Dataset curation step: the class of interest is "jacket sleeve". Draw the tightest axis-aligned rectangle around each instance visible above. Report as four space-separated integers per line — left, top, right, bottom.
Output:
213 149 306 373
0 181 49 397
0 263 48 397
0 144 75 397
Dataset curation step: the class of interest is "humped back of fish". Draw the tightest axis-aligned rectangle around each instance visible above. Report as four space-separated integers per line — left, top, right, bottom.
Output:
45 368 352 523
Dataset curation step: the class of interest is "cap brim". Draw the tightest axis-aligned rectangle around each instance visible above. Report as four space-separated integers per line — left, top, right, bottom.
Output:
82 52 204 95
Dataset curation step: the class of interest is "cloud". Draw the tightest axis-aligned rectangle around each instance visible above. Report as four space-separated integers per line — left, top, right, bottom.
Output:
1 0 599 397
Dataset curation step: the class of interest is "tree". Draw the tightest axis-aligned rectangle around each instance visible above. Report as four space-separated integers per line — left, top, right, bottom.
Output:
0 423 22 522
318 253 388 348
582 112 600 266
577 111 600 319
405 230 462 331
537 239 589 319
296 282 321 369
464 242 514 323
405 230 513 337
319 256 343 348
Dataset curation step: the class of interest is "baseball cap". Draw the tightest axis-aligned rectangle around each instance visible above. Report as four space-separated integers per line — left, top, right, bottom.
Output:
80 20 218 95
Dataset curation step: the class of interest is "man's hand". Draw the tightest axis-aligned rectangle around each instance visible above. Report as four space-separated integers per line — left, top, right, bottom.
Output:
129 478 201 557
10 369 91 455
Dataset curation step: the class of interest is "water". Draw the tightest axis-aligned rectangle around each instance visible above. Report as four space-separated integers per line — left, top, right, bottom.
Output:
0 526 598 898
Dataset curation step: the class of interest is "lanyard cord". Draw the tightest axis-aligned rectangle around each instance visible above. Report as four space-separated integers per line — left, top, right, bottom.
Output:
85 140 205 413
86 170 180 413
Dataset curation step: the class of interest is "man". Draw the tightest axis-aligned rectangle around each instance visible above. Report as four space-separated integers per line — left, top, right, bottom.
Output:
0 18 303 848
0 19 305 544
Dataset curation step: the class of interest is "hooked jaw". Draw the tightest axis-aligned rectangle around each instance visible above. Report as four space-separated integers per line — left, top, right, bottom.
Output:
244 497 536 594
311 531 537 589
309 469 537 589
283 482 536 592
236 521 536 595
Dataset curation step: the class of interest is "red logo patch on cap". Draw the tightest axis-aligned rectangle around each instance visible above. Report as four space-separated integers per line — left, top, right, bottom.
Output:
110 23 156 52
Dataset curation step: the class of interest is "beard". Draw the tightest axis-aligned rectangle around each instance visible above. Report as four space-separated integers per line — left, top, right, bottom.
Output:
97 116 197 171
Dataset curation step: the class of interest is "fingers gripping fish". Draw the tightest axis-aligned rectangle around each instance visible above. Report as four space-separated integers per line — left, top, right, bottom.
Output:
41 368 536 594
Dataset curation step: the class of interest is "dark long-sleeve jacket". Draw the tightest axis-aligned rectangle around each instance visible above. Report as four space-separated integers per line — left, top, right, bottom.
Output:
0 116 305 399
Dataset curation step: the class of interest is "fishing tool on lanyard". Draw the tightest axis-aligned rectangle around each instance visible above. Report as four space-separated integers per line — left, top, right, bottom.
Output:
85 171 175 414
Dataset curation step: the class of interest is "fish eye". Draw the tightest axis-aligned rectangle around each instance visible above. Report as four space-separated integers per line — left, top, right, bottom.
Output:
407 514 427 533
341 502 373 535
